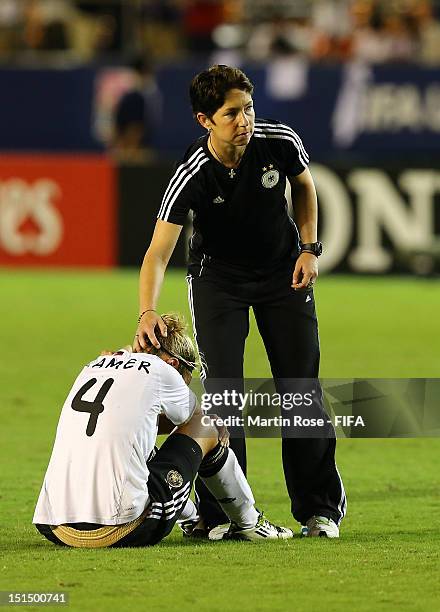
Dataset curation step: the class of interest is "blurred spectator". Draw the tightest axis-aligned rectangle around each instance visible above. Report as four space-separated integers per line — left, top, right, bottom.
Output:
0 1 23 55
110 56 163 163
244 0 310 21
410 0 440 65
23 0 74 51
310 0 353 61
349 1 416 63
138 0 183 61
210 0 246 64
247 9 317 61
1 0 440 65
182 0 226 53
74 1 124 56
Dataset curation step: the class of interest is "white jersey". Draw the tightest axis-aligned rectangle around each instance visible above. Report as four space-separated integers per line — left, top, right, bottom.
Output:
33 351 197 526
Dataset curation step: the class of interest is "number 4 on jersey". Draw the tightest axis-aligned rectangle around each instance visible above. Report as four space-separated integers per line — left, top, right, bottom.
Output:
72 378 114 436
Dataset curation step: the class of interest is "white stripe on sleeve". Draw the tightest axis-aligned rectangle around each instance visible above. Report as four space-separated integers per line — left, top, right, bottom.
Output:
254 122 309 168
158 149 209 221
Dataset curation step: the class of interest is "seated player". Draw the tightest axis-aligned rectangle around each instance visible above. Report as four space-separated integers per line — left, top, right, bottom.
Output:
33 314 293 546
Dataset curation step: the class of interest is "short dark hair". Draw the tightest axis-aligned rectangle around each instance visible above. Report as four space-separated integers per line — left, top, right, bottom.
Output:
189 65 254 119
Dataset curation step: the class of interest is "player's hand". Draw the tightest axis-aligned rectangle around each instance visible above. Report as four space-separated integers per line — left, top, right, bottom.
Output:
292 252 319 290
133 311 167 352
210 414 230 447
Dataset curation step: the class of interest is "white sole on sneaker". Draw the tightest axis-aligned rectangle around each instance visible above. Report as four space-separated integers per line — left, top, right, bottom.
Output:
208 524 231 541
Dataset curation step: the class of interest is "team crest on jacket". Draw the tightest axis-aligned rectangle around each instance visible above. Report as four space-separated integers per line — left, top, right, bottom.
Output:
261 164 279 189
166 470 184 489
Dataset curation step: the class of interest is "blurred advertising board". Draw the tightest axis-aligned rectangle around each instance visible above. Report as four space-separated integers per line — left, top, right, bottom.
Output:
118 161 440 275
117 163 189 268
1 64 439 161
1 158 437 273
309 162 440 275
0 156 116 267
156 62 440 160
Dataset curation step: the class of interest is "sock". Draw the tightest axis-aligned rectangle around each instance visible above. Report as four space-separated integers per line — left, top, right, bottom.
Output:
178 498 198 522
199 444 258 529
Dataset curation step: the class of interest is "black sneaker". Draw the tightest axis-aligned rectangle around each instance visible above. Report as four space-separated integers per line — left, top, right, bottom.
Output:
178 518 208 539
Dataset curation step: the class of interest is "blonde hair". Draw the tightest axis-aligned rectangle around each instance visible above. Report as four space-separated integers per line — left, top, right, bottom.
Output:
144 313 197 376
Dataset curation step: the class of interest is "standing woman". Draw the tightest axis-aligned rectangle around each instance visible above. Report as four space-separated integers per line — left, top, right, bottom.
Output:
134 65 346 538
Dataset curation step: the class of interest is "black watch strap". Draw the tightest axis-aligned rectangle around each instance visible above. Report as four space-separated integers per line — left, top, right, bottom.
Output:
300 241 323 257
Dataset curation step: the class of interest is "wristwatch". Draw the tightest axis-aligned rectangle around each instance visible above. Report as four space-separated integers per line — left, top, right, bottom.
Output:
300 241 323 257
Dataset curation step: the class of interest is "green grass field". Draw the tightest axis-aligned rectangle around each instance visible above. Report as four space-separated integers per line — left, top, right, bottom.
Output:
1 270 439 612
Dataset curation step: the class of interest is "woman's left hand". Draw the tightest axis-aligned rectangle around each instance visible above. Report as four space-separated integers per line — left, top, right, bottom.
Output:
291 252 319 290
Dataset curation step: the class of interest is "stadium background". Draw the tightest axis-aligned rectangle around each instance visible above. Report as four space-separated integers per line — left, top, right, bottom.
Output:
1 1 439 611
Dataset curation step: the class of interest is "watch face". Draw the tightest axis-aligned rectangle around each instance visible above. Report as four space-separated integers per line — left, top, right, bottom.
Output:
301 242 323 256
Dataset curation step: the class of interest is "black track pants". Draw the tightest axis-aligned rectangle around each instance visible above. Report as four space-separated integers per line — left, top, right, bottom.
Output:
187 258 346 527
